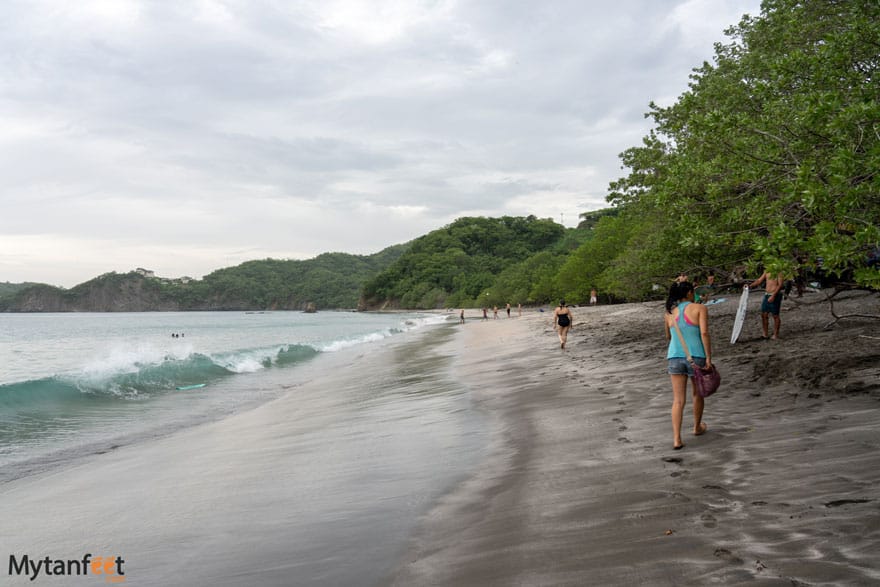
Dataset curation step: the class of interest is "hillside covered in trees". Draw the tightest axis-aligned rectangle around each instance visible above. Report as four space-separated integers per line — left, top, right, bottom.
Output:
0 247 407 312
359 216 583 309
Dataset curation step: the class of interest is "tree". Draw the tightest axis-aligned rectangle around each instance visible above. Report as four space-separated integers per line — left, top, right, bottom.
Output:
608 0 880 291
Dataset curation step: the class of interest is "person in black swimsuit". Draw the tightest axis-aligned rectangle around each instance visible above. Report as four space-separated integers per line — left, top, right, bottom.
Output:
553 300 573 349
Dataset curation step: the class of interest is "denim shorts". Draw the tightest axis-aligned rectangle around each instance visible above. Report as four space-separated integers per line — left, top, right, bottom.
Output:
668 356 706 376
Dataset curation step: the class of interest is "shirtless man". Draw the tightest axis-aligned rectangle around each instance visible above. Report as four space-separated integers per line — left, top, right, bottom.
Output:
750 270 785 339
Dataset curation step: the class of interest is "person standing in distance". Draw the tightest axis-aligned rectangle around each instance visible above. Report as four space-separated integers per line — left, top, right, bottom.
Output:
750 269 785 339
553 300 573 349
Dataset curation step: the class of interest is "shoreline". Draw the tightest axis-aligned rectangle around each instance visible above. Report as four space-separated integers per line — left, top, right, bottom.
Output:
389 291 880 585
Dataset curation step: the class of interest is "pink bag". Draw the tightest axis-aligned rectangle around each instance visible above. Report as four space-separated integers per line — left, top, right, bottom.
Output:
692 364 721 397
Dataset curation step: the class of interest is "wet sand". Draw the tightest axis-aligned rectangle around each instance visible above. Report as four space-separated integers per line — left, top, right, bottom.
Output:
389 290 880 585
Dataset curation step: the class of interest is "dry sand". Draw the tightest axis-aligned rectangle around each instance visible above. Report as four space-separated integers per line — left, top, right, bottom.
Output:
389 289 880 586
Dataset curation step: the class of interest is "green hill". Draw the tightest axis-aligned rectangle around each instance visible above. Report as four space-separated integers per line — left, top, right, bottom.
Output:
0 245 408 312
181 247 408 310
361 216 572 309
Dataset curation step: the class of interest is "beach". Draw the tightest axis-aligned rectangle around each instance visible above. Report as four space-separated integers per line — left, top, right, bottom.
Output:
2 291 879 586
1 315 487 586
390 290 880 585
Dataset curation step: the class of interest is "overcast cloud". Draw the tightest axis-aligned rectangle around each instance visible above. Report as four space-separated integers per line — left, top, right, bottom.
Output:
0 0 762 287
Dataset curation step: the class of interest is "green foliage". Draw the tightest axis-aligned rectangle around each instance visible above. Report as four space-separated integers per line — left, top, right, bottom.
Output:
185 247 407 310
604 0 880 293
361 216 566 309
0 282 41 301
577 207 619 230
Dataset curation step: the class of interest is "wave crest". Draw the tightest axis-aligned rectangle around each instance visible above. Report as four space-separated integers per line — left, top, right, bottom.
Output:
0 344 320 409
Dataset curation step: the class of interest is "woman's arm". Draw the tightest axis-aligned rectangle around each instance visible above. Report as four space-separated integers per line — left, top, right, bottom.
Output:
698 305 712 367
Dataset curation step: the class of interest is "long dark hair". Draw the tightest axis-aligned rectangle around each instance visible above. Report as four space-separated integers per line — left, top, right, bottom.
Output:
666 281 694 314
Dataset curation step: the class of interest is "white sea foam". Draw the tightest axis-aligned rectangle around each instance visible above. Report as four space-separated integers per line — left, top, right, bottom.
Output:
80 343 191 378
320 330 393 352
316 313 444 352
214 351 271 373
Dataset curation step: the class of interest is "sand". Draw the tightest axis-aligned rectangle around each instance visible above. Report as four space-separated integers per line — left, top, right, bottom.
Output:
389 289 880 586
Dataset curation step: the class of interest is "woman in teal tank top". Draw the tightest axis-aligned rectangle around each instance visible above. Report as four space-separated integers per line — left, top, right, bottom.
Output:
664 281 713 450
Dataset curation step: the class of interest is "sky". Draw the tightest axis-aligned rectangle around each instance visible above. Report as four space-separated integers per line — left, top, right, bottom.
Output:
0 0 763 288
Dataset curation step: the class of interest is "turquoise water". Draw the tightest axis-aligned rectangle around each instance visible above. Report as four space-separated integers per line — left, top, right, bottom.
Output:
0 310 447 477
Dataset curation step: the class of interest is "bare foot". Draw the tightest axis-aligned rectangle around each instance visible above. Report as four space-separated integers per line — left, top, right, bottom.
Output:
694 422 708 436
673 443 684 450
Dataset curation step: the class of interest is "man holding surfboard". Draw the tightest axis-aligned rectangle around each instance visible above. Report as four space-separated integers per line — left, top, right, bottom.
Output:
750 270 785 340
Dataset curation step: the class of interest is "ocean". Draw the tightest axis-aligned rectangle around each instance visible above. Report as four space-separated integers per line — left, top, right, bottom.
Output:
0 311 488 585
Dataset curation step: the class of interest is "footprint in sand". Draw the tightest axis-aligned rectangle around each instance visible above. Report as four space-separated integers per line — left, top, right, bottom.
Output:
618 425 628 431
617 437 631 443
670 470 689 478
825 498 872 508
701 512 717 528
714 548 744 565
662 456 682 464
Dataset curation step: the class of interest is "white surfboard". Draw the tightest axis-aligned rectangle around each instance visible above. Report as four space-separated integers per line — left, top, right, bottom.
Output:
730 286 749 344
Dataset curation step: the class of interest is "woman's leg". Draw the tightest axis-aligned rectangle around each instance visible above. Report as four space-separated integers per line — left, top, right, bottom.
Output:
691 380 707 435
671 374 688 448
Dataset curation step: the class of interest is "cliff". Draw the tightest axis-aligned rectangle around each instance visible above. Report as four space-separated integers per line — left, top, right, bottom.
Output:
1 274 181 312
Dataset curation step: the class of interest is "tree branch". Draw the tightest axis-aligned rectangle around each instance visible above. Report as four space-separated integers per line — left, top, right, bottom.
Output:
820 287 880 329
